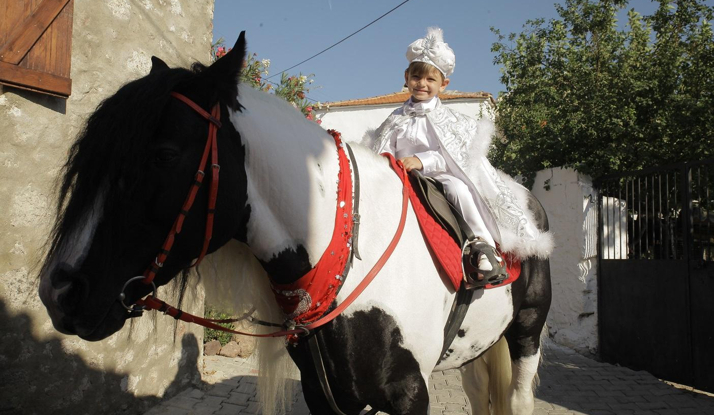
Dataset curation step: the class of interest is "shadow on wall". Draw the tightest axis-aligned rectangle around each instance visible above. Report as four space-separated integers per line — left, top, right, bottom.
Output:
0 298 200 415
0 86 67 114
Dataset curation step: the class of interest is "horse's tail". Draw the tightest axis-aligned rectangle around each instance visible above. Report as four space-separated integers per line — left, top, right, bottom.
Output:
484 336 512 414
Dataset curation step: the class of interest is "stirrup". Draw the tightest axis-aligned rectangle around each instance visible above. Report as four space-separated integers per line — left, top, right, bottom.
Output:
462 239 508 290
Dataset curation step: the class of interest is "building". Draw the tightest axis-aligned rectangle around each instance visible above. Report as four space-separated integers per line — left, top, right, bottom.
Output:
314 90 495 145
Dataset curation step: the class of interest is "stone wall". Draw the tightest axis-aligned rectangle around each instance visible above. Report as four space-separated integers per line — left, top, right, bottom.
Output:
531 168 599 355
0 1 214 414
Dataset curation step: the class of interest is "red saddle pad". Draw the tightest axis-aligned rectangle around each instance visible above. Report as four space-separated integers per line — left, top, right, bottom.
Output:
384 153 520 290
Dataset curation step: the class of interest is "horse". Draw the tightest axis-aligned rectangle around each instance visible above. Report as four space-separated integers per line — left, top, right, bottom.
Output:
38 33 551 415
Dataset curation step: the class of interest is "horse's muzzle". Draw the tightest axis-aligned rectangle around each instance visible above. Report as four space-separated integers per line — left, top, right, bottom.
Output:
49 265 90 317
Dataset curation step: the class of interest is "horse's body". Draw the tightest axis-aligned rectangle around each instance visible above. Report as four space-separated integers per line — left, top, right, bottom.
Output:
38 34 550 414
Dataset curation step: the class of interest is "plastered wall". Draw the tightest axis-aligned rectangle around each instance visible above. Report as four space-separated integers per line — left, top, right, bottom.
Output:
532 168 599 355
315 98 494 146
0 1 214 413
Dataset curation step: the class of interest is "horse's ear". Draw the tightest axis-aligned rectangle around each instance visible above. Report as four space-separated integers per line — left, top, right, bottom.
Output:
207 31 246 85
205 32 246 110
150 56 170 74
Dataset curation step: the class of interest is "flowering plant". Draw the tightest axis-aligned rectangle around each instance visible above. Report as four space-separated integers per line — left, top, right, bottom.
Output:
212 39 320 124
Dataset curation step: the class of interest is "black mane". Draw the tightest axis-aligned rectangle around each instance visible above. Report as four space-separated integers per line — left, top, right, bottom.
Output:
43 61 237 274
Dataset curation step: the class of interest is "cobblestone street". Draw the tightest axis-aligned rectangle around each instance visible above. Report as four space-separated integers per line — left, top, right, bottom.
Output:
146 340 714 415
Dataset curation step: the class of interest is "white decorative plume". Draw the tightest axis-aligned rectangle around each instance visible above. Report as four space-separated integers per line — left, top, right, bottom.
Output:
424 26 444 46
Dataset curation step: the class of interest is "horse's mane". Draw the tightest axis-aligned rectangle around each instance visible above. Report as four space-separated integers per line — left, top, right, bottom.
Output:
43 63 225 274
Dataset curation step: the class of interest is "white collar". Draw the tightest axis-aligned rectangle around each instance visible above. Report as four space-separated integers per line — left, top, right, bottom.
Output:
405 96 439 116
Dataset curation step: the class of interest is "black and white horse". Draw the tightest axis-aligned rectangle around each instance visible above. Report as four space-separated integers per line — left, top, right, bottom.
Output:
38 34 551 414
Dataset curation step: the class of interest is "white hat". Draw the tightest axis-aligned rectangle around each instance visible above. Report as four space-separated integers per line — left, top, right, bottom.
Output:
406 27 455 77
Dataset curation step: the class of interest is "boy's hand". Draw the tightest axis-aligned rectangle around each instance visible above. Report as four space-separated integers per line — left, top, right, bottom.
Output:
399 156 423 172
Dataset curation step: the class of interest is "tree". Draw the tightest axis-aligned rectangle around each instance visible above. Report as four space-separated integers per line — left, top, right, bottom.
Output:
491 0 714 185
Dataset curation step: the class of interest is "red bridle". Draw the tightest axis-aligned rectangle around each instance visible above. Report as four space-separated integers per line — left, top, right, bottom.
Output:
120 92 221 310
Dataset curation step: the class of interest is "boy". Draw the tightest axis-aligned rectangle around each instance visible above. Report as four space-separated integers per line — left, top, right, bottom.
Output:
373 27 507 288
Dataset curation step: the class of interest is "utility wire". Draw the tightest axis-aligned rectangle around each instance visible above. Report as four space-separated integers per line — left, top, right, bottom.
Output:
267 0 412 79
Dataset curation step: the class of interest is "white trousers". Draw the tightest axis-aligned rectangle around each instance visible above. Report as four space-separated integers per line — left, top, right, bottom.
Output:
433 174 496 247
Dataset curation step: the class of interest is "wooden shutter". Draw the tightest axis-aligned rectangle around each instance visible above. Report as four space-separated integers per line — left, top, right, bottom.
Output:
0 0 74 98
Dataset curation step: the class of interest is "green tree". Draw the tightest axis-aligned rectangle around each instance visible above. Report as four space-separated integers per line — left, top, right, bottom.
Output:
491 0 714 185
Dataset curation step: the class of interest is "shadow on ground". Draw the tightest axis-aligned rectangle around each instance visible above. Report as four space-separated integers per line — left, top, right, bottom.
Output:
0 298 202 415
535 343 714 414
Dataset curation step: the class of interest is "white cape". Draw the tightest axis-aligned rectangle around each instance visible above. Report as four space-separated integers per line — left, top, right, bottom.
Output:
371 98 553 260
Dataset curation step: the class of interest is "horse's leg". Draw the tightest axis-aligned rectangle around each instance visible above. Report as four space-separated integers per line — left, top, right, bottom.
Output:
288 313 432 415
288 341 365 415
503 257 552 415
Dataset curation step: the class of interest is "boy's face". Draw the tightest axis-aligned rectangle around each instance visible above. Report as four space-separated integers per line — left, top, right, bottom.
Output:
404 68 450 102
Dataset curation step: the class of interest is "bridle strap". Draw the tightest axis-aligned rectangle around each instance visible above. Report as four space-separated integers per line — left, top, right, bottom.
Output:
141 92 221 285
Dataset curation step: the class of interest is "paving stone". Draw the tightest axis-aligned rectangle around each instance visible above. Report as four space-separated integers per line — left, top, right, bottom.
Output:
200 396 226 408
144 407 172 415
146 340 714 415
206 383 234 398
185 388 206 399
164 396 201 410
190 407 221 415
225 391 251 406
215 403 248 414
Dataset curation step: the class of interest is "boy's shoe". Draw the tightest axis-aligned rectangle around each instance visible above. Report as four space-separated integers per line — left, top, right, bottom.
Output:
462 239 508 290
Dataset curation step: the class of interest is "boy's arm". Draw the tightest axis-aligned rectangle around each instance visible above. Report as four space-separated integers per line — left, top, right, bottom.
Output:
414 151 446 174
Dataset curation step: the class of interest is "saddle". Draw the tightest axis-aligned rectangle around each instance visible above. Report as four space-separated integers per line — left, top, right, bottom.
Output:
409 170 509 290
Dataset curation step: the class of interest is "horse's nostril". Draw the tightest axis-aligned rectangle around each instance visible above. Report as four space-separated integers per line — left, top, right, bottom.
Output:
51 267 89 316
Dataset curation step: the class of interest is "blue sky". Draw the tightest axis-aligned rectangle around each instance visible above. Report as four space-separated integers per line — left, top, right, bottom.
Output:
213 0 662 104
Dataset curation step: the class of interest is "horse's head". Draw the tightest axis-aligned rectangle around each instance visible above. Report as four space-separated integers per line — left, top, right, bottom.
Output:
39 34 250 341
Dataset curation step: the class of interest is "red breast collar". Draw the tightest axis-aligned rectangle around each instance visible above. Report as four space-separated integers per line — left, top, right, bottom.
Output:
270 130 354 325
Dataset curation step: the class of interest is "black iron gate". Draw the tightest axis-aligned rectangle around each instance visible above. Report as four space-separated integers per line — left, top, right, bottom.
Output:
597 159 714 393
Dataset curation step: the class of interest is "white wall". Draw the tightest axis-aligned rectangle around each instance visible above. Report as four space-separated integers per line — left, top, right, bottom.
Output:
316 106 395 146
315 99 494 146
532 168 599 355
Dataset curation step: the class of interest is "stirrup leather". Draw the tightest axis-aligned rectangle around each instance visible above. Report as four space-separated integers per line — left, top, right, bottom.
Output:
462 239 508 289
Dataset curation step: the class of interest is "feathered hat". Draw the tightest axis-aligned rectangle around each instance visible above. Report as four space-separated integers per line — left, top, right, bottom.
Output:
406 27 455 77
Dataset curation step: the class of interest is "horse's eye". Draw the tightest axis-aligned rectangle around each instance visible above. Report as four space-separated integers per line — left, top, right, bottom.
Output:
154 149 178 165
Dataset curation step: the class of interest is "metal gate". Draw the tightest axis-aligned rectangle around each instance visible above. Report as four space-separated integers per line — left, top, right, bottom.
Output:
596 159 714 393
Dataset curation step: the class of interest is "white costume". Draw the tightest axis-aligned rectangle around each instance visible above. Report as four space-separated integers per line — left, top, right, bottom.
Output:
372 28 553 260
378 95 498 248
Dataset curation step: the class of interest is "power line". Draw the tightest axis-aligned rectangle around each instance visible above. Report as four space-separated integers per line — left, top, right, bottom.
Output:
267 0 412 79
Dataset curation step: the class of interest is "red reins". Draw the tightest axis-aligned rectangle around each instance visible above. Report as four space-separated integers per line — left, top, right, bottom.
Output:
127 93 410 339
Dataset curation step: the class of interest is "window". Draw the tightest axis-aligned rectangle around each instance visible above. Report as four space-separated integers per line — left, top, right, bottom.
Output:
0 0 74 98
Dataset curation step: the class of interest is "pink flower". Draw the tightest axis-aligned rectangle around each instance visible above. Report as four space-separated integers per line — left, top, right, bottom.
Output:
316 119 322 125
306 114 313 120
306 106 313 112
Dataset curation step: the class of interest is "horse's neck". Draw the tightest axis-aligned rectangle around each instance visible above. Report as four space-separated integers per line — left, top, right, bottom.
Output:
230 85 340 267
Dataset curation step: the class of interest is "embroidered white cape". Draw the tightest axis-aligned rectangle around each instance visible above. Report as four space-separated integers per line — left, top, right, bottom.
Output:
372 98 553 260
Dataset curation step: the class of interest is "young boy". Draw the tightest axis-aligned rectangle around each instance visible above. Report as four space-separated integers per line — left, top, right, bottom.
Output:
373 27 506 288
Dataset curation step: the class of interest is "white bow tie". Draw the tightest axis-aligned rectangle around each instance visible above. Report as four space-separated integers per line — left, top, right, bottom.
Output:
404 104 431 117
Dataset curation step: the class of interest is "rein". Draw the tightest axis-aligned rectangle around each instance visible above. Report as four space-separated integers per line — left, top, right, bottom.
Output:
121 95 411 340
